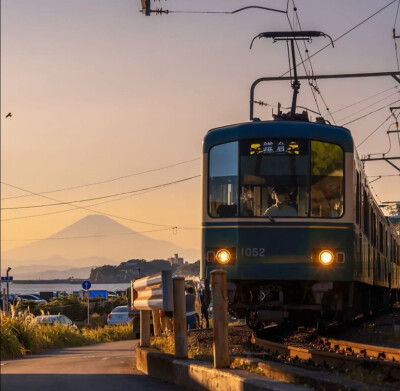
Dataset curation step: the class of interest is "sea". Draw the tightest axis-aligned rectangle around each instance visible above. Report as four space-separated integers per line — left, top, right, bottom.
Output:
1 282 131 295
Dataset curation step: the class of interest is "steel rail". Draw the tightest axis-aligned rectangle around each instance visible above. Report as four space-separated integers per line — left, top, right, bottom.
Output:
251 335 400 377
320 337 400 362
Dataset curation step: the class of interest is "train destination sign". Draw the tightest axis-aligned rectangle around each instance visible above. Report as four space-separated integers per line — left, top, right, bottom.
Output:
245 139 307 156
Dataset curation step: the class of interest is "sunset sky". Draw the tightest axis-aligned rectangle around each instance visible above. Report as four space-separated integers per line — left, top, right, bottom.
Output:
1 0 400 259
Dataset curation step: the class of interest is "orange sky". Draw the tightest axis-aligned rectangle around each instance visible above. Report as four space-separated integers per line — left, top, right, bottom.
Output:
1 0 400 257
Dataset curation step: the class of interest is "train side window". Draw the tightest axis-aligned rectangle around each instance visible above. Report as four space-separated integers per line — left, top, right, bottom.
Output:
362 188 369 235
356 171 360 224
208 142 238 218
310 141 344 217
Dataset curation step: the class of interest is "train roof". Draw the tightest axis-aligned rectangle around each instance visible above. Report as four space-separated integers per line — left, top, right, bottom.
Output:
204 120 354 152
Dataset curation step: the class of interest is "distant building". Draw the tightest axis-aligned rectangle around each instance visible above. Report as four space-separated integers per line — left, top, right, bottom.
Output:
168 253 184 266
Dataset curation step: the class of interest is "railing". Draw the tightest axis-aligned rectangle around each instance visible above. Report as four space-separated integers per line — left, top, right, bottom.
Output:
132 269 230 368
131 270 173 311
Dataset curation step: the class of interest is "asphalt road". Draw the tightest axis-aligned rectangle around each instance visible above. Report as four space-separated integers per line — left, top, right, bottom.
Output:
1 339 184 391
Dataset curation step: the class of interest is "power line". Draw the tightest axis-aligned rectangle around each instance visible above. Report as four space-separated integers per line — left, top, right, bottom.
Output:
337 90 400 123
280 1 398 77
1 157 200 200
0 182 198 228
367 174 400 183
1 183 172 221
367 174 400 178
0 227 173 243
357 114 393 147
285 5 322 118
144 5 288 16
368 123 396 156
342 99 400 127
1 175 200 210
393 0 400 71
328 85 399 115
289 0 336 124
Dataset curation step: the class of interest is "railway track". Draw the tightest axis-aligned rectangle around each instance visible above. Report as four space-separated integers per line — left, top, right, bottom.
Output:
319 337 400 362
251 334 400 379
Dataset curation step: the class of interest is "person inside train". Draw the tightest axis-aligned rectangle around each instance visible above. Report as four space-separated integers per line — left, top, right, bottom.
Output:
240 187 254 216
264 187 297 217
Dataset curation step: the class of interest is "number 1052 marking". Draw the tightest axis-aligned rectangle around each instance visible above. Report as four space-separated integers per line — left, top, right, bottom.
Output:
241 248 266 257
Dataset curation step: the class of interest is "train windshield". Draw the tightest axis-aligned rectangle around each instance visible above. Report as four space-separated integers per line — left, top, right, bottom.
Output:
208 139 343 218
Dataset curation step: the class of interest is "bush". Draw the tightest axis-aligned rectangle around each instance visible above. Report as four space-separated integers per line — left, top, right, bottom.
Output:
0 309 135 359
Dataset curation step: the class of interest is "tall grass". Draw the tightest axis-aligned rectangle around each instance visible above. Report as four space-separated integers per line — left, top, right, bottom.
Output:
0 309 134 359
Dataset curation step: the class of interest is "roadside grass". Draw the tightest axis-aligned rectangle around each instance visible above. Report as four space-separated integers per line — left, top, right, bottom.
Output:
0 309 134 359
151 332 212 360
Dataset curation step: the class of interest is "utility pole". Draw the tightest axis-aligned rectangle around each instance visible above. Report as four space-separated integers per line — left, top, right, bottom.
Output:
6 267 11 311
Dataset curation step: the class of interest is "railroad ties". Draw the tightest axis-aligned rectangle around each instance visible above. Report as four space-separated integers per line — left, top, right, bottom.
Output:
251 334 400 380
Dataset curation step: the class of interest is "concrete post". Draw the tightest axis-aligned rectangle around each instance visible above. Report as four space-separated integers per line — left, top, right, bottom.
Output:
140 310 151 347
87 291 90 325
173 276 187 358
152 310 162 336
6 267 11 312
211 270 229 368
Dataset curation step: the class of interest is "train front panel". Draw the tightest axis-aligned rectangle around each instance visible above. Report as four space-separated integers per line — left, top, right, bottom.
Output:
201 120 356 325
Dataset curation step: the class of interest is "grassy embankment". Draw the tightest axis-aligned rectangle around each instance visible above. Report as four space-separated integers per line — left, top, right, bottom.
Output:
0 308 135 359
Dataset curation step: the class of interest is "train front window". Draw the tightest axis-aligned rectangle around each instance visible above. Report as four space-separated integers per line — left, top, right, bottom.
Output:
239 139 309 217
208 139 344 219
209 141 238 217
310 141 344 217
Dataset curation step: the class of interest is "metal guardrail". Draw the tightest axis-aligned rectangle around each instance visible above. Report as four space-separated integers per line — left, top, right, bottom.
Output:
131 269 230 369
131 270 173 312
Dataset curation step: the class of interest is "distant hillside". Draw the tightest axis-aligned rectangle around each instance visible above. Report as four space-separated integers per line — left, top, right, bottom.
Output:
2 215 199 269
89 259 200 283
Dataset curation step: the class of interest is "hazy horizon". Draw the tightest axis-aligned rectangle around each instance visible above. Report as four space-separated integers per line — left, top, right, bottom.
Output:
2 1 400 263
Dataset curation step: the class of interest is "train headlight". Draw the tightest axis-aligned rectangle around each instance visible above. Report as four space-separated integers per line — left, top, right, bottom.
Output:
216 249 231 264
319 250 334 266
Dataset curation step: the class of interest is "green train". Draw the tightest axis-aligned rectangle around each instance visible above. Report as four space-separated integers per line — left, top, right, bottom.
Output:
201 118 400 330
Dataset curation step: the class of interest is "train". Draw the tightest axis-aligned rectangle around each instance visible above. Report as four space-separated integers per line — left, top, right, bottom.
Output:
201 112 400 331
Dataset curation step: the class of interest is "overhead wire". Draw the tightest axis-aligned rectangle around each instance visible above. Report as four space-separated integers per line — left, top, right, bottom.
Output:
367 174 400 184
1 185 173 221
280 0 398 77
368 123 395 156
337 90 400 123
368 180 383 204
393 0 400 71
1 175 200 210
160 6 288 15
328 85 399 115
342 99 400 127
0 227 173 243
285 4 322 117
1 157 200 200
289 1 335 123
1 182 200 229
357 114 393 147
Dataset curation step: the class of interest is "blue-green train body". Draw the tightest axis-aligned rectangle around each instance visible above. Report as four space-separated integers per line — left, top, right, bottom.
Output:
201 120 400 328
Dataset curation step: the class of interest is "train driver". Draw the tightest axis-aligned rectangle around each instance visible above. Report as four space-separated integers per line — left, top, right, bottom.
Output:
264 187 297 217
